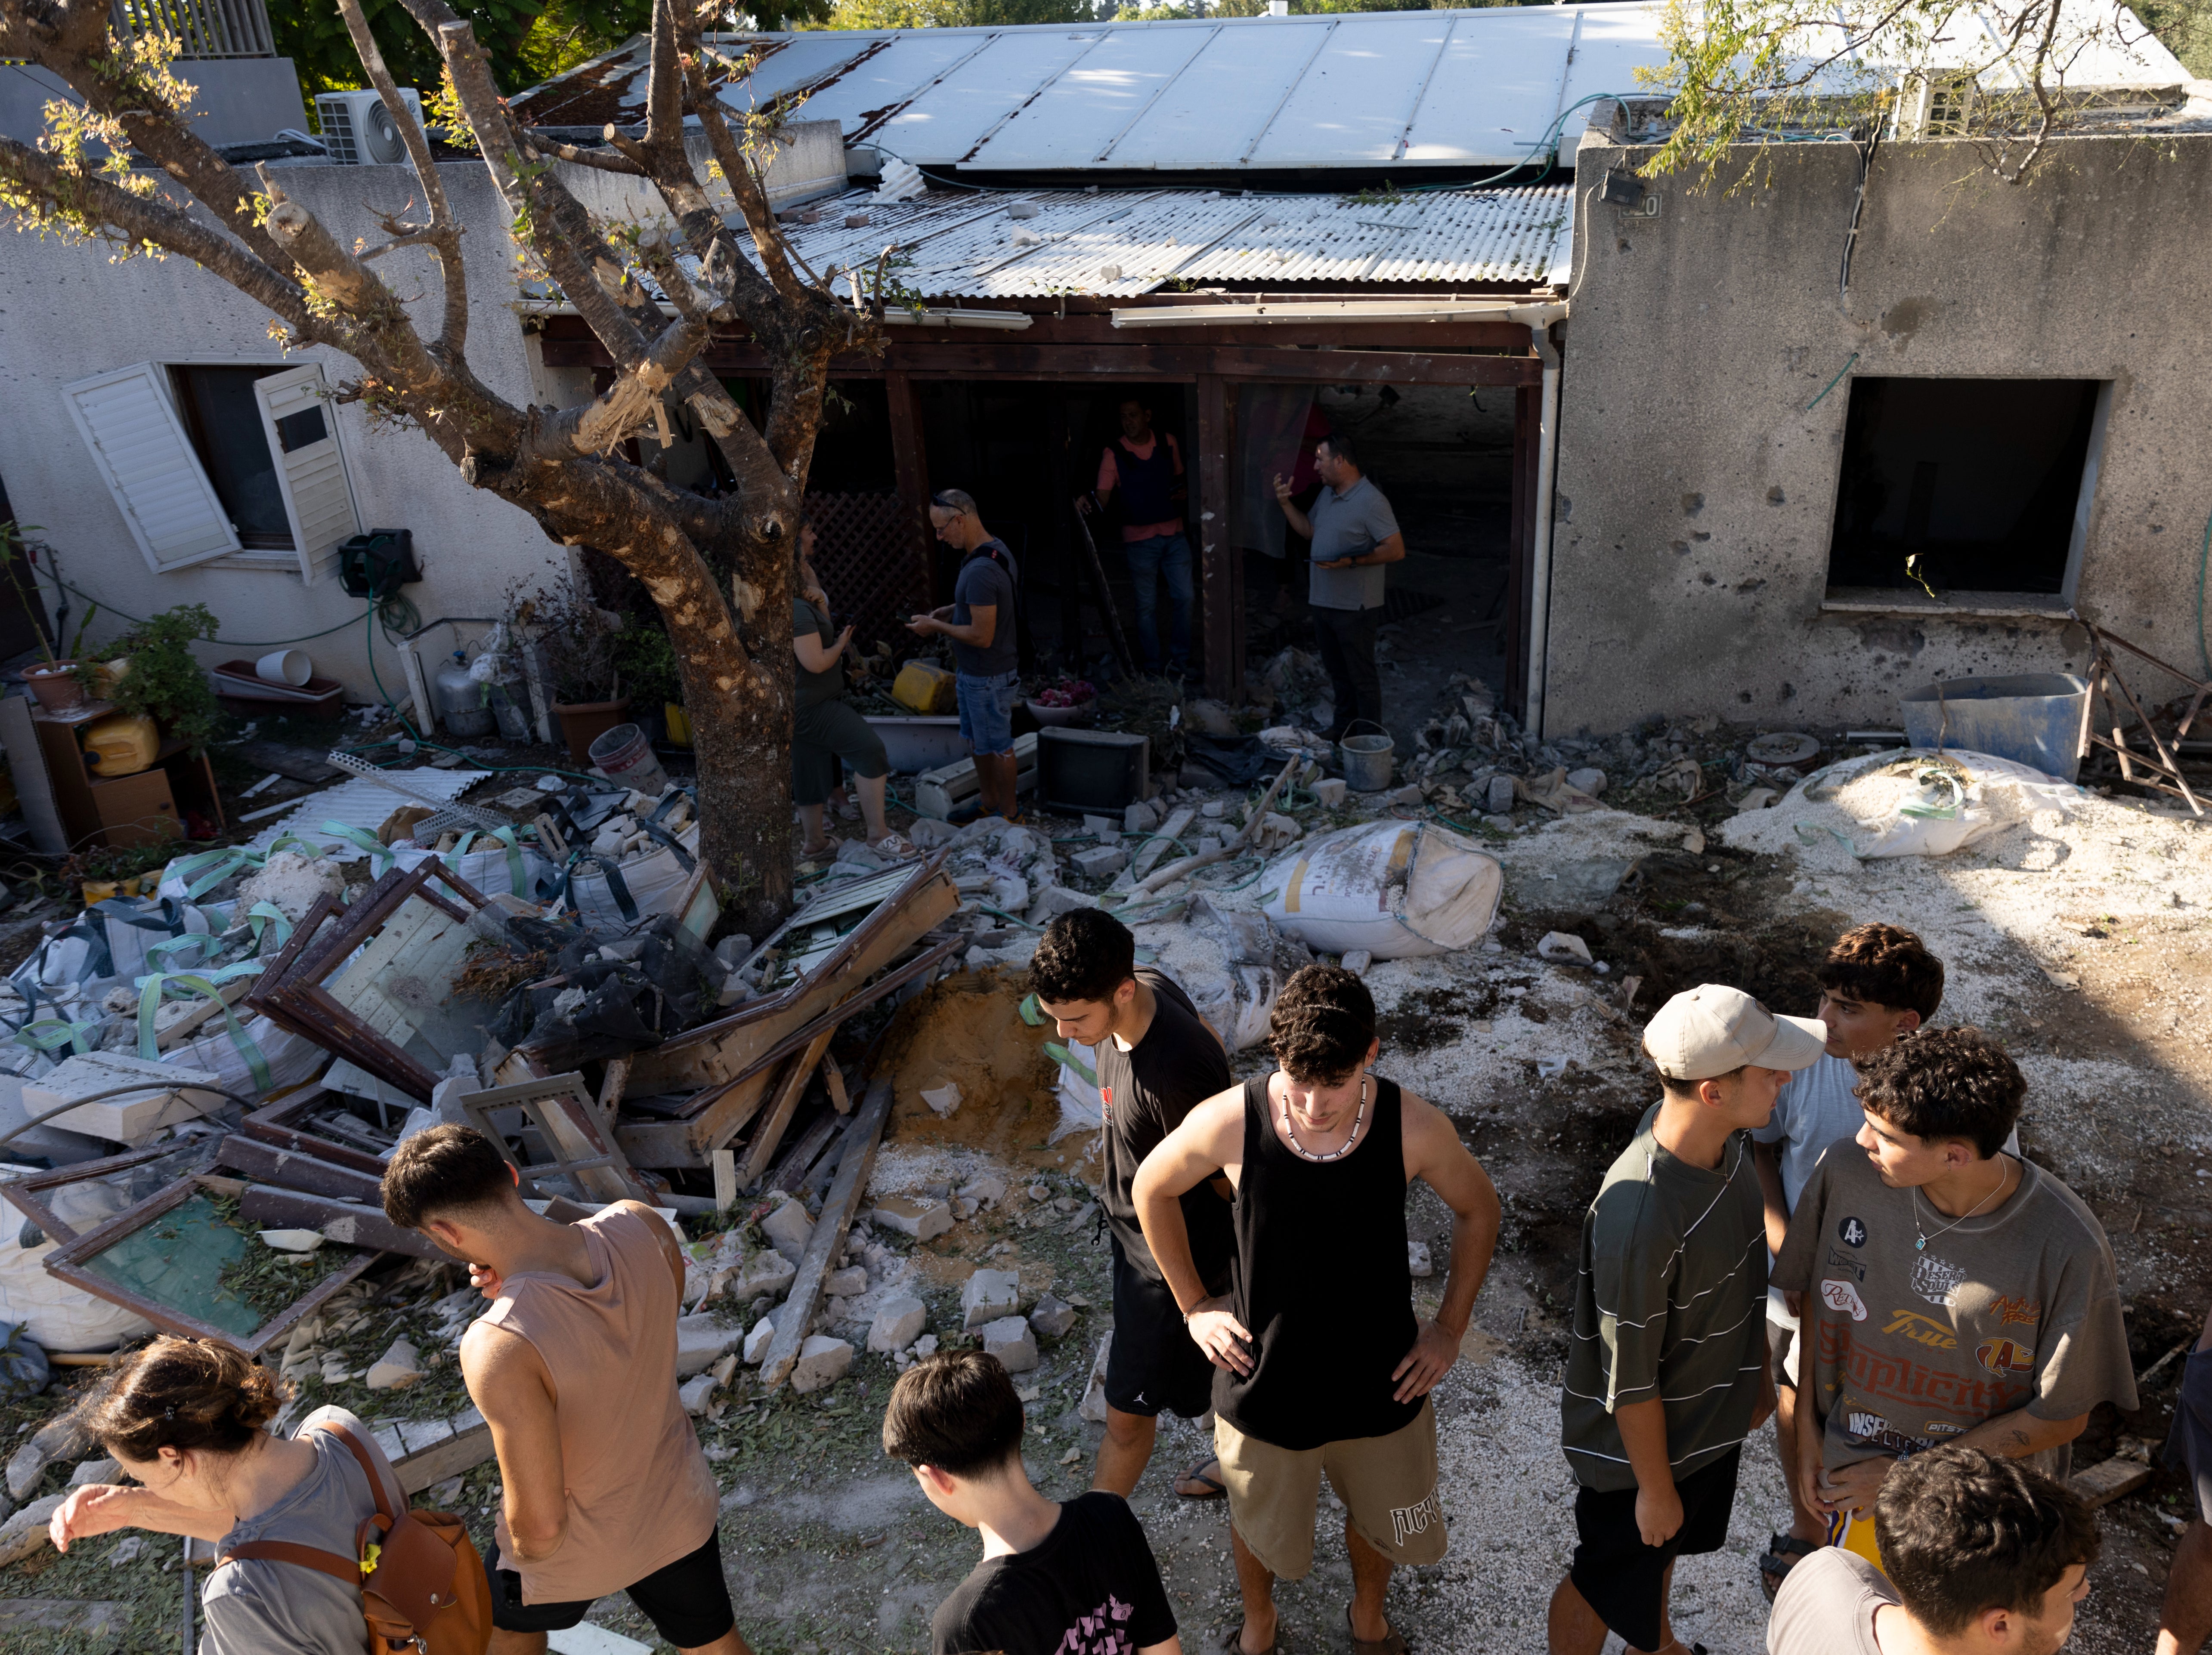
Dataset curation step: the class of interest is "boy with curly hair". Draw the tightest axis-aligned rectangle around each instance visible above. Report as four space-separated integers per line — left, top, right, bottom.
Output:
1754 923 1949 1591
1773 1028 2136 1578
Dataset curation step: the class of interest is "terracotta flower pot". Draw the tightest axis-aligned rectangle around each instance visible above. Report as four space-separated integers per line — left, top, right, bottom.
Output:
23 661 86 712
553 696 632 768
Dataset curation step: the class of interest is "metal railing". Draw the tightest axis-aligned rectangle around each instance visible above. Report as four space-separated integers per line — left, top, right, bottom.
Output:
108 0 275 59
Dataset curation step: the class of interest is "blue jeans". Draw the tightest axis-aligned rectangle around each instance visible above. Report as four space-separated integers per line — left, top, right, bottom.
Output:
1123 533 1193 673
956 669 1020 756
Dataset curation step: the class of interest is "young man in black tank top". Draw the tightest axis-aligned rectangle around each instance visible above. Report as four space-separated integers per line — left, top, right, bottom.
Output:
1032 909 1234 1503
1133 967 1502 1655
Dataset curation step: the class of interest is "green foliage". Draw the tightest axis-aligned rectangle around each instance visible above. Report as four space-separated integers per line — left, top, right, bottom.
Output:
817 0 1093 28
107 602 225 756
272 0 653 101
1638 0 2175 188
2138 0 2212 74
614 613 686 710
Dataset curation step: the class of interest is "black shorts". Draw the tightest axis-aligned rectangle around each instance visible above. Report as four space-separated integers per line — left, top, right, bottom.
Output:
485 1528 736 1646
1104 1236 1219 1420
1569 1446 1742 1654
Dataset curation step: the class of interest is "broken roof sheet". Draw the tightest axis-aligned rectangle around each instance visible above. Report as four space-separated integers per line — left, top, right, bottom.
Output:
772 182 1573 295
512 1 2188 175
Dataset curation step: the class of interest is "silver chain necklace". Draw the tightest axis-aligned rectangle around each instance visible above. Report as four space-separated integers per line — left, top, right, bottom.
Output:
1912 1160 2010 1252
1278 1075 1368 1163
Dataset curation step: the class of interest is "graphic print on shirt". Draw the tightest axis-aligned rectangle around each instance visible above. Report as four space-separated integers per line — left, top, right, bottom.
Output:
1059 1592 1144 1655
1822 1278 1869 1320
1810 1315 2029 1420
1838 1216 1869 1247
1911 1252 1967 1307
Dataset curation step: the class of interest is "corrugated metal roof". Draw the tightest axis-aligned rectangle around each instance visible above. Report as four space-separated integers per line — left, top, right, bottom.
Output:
514 1 2188 175
779 182 1572 295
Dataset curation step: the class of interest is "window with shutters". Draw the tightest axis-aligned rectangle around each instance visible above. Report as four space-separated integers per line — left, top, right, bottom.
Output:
171 365 294 556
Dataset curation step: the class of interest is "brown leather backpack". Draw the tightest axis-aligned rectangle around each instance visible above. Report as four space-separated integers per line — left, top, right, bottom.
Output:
220 1417 492 1655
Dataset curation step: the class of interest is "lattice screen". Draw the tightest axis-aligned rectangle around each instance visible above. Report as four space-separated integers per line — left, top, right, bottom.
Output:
805 491 927 658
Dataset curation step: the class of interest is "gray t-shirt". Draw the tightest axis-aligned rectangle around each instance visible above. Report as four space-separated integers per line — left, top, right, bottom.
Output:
1774 1149 2138 1481
202 1430 375 1655
951 542 1019 676
1768 1548 1894 1655
1561 1099 1768 1491
1306 476 1398 612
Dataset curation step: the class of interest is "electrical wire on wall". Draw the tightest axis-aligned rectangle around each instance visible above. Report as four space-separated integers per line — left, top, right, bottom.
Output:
1837 119 1883 312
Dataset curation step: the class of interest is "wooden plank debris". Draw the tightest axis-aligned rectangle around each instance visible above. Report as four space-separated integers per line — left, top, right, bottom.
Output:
2067 1457 2153 1509
758 1077 894 1391
1129 805 1196 882
737 1029 837 1186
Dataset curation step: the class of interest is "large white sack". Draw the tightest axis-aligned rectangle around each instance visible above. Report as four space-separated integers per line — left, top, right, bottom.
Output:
1259 821 1502 959
561 821 702 929
1723 748 2083 862
163 1013 328 1099
0 1167 156 1351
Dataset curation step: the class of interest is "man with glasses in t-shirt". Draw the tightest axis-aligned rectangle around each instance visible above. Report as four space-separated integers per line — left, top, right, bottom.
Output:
911 488 1021 822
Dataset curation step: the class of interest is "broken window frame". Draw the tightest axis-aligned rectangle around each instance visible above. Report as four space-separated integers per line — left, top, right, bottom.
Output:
455 1070 649 1206
0 1144 181 1247
246 859 495 1105
43 1171 378 1355
239 1085 399 1179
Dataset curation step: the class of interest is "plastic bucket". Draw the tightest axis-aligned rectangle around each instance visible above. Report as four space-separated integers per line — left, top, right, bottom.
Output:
587 721 669 797
1338 720 1396 793
257 649 312 686
1899 673 2091 783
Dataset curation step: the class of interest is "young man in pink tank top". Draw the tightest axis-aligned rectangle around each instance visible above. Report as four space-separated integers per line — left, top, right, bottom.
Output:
383 1125 749 1655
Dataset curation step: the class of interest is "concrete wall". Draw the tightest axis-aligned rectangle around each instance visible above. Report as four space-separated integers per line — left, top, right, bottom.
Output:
1545 125 2212 736
0 161 565 699
1 59 308 149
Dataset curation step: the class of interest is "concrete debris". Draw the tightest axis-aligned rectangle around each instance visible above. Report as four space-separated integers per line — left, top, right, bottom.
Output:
1073 844 1129 880
869 1194 953 1241
759 1196 815 1264
1314 778 1349 807
258 1229 325 1252
955 1171 1006 1207
236 849 346 925
1565 767 1609 798
1486 774 1517 815
678 1372 719 1415
365 1337 422 1391
823 1266 868 1297
68 1458 120 1486
914 1332 939 1358
742 1316 775 1365
961 1268 1022 1329
920 1081 963 1119
1124 800 1160 833
1200 800 1226 819
1078 1331 1114 1423
868 1295 928 1354
1537 931 1593 965
1028 1294 1077 1338
1027 884 1098 922
979 1314 1039 1372
789 1335 854 1393
676 1315 746 1376
11 1417 90 1501
0 1494 65 1568
1408 1240 1434 1278
1341 950 1373 975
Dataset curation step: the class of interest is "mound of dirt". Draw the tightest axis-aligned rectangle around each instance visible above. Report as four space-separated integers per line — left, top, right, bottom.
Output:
876 966 1064 1163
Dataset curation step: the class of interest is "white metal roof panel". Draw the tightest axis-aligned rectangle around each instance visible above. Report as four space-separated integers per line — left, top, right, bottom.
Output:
1247 15 1462 167
770 182 1575 297
1119 21 1335 169
1403 9 1584 166
718 35 878 106
967 25 1221 169
869 30 1107 163
769 34 989 138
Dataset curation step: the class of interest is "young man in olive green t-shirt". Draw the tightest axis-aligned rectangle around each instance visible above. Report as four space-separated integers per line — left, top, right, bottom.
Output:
1550 985 1825 1655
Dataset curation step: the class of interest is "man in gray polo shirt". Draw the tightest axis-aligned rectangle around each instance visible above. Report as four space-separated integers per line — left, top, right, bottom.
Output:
1272 430 1403 741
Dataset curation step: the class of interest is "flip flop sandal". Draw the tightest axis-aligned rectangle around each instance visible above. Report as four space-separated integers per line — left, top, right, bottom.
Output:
1219 1624 1278 1655
870 832 922 860
1346 1606 1409 1655
1758 1534 1818 1603
1174 1460 1227 1499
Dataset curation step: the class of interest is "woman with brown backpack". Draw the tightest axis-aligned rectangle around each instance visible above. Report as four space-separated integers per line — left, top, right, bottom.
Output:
49 1334 488 1653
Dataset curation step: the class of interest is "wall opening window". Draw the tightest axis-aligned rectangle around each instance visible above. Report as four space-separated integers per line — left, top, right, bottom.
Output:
170 364 293 548
1826 377 2105 599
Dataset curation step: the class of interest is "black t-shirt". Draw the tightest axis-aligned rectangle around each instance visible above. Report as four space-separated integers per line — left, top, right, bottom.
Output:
931 1492 1178 1655
1098 969 1235 1287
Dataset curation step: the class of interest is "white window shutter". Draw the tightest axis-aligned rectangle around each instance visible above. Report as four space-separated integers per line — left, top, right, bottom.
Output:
61 363 241 574
254 365 362 587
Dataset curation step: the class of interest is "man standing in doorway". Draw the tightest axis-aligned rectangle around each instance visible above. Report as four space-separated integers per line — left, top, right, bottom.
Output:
1030 907 1233 1504
912 488 1021 821
1272 432 1404 741
1078 397 1192 679
1135 965 1502 1655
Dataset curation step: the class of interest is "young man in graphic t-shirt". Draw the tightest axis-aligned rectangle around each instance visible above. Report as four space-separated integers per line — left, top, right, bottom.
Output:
1768 1444 2097 1655
1031 908 1234 1503
1550 985 1822 1655
1773 1028 2137 1569
885 1349 1181 1655
1752 923 1962 1594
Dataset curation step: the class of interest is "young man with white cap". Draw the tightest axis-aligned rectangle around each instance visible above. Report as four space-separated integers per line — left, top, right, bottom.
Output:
1549 984 1828 1655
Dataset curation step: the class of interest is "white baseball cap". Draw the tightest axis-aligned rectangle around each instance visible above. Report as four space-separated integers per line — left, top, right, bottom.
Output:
1643 984 1828 1081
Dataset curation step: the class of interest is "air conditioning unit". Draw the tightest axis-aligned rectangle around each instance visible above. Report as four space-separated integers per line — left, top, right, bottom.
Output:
1894 72 1976 139
315 88 424 166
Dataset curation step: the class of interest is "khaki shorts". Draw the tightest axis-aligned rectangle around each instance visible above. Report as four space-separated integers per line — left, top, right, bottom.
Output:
1214 1398 1446 1581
